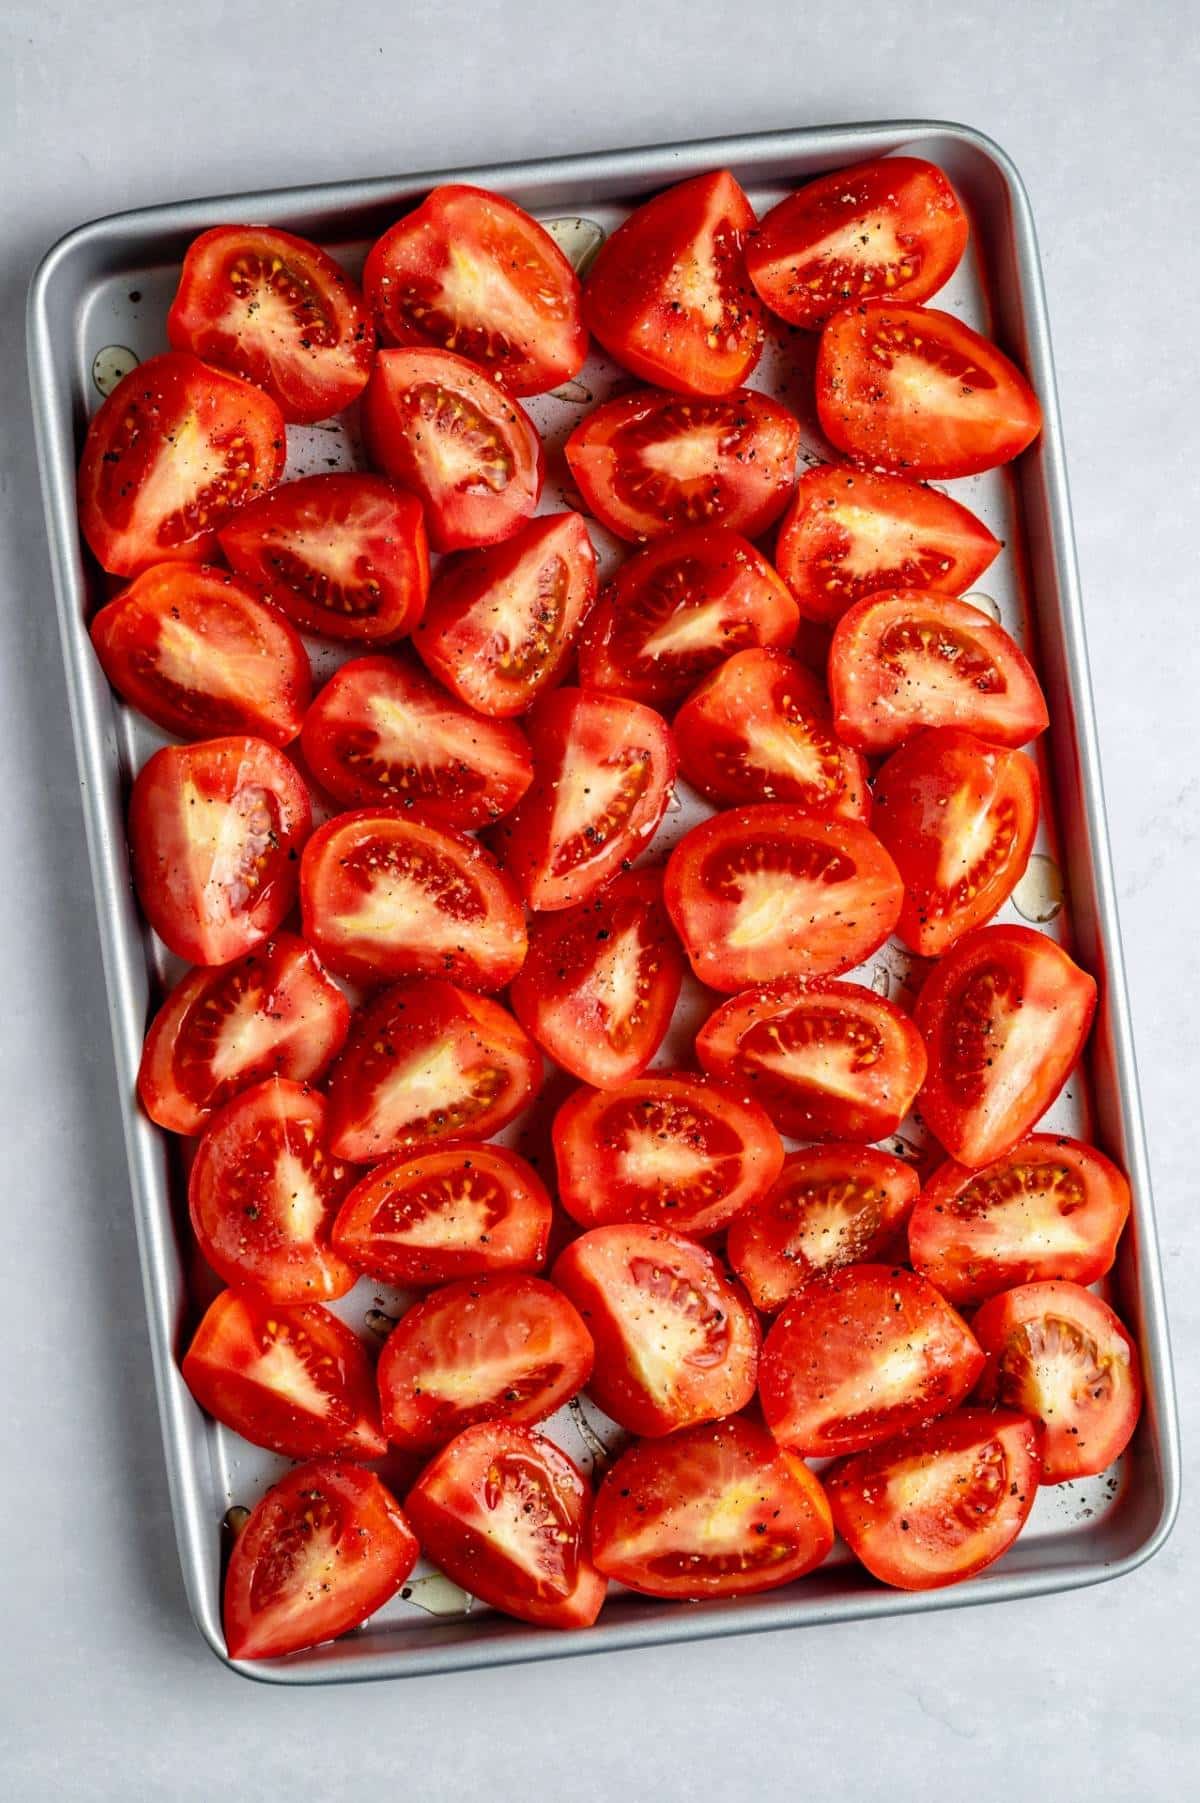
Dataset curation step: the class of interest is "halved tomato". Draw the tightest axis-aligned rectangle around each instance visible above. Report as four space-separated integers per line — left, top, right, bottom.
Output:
218 472 428 644
552 1224 759 1435
362 184 586 396
828 590 1049 756
553 1073 784 1236
816 301 1043 478
377 1273 593 1450
362 347 543 551
727 1144 920 1313
138 933 350 1136
759 1263 984 1457
405 1421 607 1629
775 465 1000 626
673 648 869 817
509 869 683 1087
325 979 540 1163
90 563 310 745
224 1460 418 1661
973 1280 1143 1481
664 804 903 992
747 157 967 329
78 352 286 577
299 809 526 991
564 387 799 542
909 1135 1131 1305
915 925 1097 1168
826 1410 1041 1591
181 1289 386 1459
491 688 676 912
576 526 799 709
128 736 311 965
591 1416 833 1599
584 171 764 395
167 225 374 424
331 1144 552 1286
300 655 532 825
416 512 597 717
187 1078 357 1303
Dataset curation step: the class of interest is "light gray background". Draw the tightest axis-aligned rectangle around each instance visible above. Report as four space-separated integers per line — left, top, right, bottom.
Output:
2 2 1197 1797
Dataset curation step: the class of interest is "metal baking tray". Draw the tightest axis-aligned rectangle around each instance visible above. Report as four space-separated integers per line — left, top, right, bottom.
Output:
28 119 1181 1685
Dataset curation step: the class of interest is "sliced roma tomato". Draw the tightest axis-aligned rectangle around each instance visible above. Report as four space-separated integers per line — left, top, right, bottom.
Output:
78 352 285 577
591 1416 833 1599
187 1078 357 1303
728 1144 920 1313
673 648 869 818
909 1135 1131 1305
491 688 676 912
775 464 1000 626
167 225 373 424
576 526 799 709
816 300 1042 478
553 1073 784 1236
509 869 683 1087
218 472 428 644
325 979 540 1163
747 157 967 329
300 655 531 825
362 347 543 551
416 512 597 717
552 1224 759 1435
362 184 586 396
90 563 310 745
138 933 350 1136
759 1263 984 1457
128 736 311 965
915 925 1097 1168
973 1280 1142 1481
181 1288 386 1459
564 386 799 543
299 809 526 991
584 171 764 396
826 1410 1041 1592
377 1273 593 1450
224 1460 418 1661
331 1144 552 1287
405 1422 607 1629
664 804 903 992
873 728 1039 955
828 590 1049 756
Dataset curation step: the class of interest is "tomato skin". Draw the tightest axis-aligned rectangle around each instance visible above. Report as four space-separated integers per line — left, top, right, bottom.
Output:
78 352 286 578
405 1422 607 1629
182 1289 387 1460
915 925 1098 1168
416 512 597 717
775 464 1000 627
553 1073 785 1237
363 184 586 396
826 1410 1041 1592
90 563 310 745
362 347 544 551
299 808 527 992
591 1417 834 1599
564 386 799 543
552 1224 760 1436
224 1460 418 1661
759 1264 984 1458
828 590 1049 756
909 1135 1131 1306
584 171 765 396
816 300 1043 479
